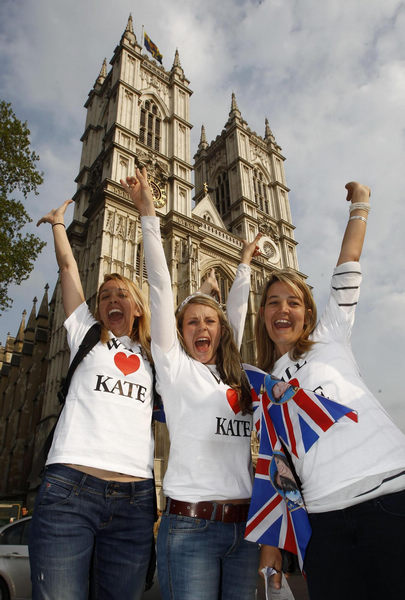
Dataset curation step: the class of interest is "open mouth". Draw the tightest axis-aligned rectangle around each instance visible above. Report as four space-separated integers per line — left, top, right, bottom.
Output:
195 337 211 352
108 308 124 323
274 319 291 329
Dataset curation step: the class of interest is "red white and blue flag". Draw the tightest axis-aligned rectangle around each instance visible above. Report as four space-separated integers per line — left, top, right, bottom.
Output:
245 365 358 459
144 32 163 64
244 364 358 569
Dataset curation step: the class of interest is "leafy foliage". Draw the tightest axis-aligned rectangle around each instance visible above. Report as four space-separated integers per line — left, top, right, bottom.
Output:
0 101 46 312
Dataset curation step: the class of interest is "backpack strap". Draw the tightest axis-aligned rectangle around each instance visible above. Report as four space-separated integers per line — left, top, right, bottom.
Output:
57 322 101 405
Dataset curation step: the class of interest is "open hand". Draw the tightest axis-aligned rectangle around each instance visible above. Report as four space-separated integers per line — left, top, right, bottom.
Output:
37 199 73 227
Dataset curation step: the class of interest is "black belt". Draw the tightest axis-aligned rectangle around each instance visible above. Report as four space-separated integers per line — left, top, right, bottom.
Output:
167 498 250 523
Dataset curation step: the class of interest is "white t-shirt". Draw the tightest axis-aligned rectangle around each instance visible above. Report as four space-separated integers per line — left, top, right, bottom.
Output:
142 216 253 502
271 262 405 512
46 302 154 478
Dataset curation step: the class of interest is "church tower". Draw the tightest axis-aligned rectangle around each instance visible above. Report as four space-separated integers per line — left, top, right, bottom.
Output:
39 16 193 418
193 93 300 361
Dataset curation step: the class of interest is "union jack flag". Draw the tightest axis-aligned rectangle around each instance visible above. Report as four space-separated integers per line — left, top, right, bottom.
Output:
244 364 358 569
245 365 357 459
245 384 311 568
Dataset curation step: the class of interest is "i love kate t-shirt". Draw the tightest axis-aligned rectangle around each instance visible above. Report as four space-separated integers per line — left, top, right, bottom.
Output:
46 302 154 478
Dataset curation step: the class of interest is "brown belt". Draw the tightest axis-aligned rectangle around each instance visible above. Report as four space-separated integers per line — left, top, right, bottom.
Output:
166 498 250 523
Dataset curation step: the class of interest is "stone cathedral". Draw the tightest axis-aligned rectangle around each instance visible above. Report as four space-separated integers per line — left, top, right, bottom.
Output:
0 16 302 509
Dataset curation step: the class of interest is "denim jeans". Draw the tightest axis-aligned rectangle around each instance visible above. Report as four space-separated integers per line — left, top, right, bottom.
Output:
29 464 155 600
157 507 260 600
304 489 405 600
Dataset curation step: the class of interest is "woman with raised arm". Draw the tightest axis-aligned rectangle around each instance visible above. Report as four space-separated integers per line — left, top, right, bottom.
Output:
29 200 156 600
255 183 405 599
122 167 261 600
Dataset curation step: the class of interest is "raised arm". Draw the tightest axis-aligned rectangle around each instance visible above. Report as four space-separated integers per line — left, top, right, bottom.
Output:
37 200 85 317
121 169 175 352
227 233 261 348
337 182 371 266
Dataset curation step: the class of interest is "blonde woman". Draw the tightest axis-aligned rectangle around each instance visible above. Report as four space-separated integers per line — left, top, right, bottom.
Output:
123 168 260 600
29 200 155 600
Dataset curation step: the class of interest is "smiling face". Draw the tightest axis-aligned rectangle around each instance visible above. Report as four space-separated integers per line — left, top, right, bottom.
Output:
97 279 142 338
181 302 223 364
263 281 310 357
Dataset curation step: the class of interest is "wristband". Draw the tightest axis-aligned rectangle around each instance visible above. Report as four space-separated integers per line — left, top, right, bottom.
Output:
349 215 367 224
349 202 370 213
52 223 66 229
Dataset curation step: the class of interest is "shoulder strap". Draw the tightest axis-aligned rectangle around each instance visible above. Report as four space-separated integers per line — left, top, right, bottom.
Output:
57 322 101 405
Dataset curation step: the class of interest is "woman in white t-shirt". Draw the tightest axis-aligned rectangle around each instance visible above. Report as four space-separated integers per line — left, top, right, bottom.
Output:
29 200 156 600
122 168 260 600
255 183 405 599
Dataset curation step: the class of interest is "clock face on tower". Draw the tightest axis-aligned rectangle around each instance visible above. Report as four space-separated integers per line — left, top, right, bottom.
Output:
149 178 167 208
257 235 280 264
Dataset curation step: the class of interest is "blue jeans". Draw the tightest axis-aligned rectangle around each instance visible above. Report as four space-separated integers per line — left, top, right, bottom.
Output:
29 464 155 600
304 489 405 600
157 507 259 600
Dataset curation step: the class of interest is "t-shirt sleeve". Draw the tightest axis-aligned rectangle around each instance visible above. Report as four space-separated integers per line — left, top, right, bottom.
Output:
226 263 251 349
315 261 362 343
64 301 97 360
141 216 177 354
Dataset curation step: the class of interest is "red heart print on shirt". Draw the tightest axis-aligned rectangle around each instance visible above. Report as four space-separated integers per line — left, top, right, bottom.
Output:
114 352 140 375
226 389 240 414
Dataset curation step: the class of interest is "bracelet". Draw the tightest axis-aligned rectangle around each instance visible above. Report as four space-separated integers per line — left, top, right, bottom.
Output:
349 215 367 224
349 202 370 213
52 223 66 229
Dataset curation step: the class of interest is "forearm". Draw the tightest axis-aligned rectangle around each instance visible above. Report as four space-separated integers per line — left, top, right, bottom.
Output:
141 216 177 352
337 182 370 266
226 263 251 349
52 223 78 272
53 223 85 315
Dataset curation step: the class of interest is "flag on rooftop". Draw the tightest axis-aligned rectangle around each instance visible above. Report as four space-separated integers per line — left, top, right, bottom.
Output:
144 32 163 64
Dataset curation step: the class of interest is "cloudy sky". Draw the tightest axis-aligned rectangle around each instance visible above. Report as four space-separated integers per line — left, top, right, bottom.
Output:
1 0 404 430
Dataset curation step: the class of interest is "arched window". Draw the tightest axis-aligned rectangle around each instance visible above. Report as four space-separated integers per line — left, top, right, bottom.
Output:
215 171 230 216
136 242 147 279
253 169 269 214
139 100 161 152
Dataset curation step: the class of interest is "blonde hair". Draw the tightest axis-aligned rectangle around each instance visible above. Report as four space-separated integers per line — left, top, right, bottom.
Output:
176 295 252 414
255 270 317 372
95 273 152 364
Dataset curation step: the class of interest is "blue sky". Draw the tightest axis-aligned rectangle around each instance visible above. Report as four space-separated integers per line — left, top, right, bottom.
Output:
1 0 405 430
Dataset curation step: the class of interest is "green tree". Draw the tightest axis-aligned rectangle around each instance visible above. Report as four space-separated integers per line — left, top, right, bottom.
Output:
0 100 46 312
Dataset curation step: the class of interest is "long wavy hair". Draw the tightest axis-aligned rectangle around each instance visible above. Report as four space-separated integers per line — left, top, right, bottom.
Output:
95 273 152 364
176 295 252 414
255 270 317 372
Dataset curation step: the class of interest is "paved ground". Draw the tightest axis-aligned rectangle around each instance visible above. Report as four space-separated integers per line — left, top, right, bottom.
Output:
143 571 310 599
